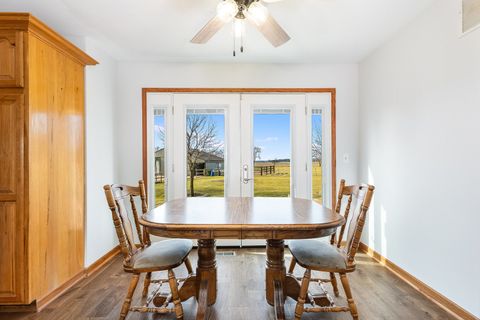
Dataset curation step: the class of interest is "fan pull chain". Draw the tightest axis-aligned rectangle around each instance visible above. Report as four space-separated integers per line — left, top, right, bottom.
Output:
233 21 236 57
241 27 244 53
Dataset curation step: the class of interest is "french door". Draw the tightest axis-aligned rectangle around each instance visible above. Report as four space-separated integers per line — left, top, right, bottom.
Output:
239 94 308 245
145 92 333 246
240 94 308 198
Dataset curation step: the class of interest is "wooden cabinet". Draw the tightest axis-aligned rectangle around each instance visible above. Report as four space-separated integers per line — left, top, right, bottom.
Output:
0 13 97 309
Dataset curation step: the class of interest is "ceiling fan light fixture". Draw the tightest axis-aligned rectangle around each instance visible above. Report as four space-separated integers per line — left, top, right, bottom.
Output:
191 0 290 51
217 0 239 22
246 1 269 25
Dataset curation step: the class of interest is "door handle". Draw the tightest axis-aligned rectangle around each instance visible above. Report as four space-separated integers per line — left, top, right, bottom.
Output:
243 165 253 184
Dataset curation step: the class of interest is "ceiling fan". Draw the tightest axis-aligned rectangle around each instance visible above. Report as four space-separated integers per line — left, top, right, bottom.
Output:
191 0 291 56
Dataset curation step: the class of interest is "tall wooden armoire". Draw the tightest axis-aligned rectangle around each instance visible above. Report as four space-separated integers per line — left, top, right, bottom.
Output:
0 13 97 310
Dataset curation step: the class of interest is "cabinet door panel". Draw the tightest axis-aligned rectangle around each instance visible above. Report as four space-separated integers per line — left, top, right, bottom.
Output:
0 94 25 303
0 94 22 196
0 202 24 302
0 31 24 87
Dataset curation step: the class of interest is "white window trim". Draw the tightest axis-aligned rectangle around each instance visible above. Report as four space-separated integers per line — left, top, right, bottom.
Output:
146 93 173 209
306 93 333 209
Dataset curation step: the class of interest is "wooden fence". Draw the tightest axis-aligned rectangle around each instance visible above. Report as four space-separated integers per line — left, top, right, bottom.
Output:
254 165 276 176
155 174 164 183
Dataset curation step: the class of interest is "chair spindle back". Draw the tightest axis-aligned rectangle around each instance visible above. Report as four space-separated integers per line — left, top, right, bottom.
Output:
103 180 150 266
331 179 355 247
344 184 375 265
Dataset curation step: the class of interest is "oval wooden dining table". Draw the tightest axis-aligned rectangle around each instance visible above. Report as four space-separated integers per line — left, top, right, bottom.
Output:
140 197 344 320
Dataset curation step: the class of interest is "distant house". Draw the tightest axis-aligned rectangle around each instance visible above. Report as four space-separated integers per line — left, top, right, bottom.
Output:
192 151 224 172
155 148 224 177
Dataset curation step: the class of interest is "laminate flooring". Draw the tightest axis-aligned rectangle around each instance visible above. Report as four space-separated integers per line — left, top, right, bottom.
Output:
0 248 455 320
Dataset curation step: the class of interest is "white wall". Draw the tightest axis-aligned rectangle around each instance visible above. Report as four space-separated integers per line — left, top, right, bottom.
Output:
359 0 480 317
82 38 119 267
115 63 359 190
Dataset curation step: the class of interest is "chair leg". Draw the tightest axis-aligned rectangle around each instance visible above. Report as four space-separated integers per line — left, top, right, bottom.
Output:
142 272 152 297
330 272 340 297
340 273 359 320
120 274 140 320
168 269 184 320
288 257 297 274
184 257 193 275
294 268 311 320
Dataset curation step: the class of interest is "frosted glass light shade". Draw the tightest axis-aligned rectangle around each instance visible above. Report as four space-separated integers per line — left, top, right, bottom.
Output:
247 1 269 25
217 0 239 22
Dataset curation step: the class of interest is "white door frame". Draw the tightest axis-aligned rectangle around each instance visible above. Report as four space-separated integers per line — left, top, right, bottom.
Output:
171 93 241 199
143 89 336 247
146 93 173 210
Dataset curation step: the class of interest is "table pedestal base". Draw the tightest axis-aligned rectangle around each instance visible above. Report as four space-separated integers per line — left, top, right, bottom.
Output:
153 239 306 320
266 239 305 320
153 239 217 320
194 239 217 320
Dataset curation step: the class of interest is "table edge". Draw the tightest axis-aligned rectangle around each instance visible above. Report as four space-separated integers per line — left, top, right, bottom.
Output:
139 216 345 231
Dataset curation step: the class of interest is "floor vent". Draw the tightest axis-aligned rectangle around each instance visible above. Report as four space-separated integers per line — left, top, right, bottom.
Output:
216 251 236 256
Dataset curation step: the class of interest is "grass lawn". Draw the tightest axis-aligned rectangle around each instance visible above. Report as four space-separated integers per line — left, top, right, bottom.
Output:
253 162 322 202
154 183 165 206
312 162 323 203
154 176 225 206
254 162 290 197
154 161 322 205
186 176 225 197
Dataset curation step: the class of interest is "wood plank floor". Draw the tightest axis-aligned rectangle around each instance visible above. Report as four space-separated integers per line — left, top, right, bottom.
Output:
0 248 455 320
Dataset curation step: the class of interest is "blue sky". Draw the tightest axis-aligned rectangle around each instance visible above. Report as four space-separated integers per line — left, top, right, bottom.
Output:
312 113 322 139
254 114 290 161
154 113 322 161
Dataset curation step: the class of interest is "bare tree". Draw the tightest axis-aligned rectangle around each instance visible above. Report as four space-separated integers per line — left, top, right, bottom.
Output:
158 127 165 145
312 119 322 166
186 115 221 197
254 146 262 161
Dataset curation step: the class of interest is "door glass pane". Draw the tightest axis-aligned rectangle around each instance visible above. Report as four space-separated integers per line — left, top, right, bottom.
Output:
253 112 291 197
153 109 166 206
312 109 323 203
186 111 225 197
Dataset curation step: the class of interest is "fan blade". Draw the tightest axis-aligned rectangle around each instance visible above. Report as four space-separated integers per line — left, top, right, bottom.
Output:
191 16 226 44
251 14 291 47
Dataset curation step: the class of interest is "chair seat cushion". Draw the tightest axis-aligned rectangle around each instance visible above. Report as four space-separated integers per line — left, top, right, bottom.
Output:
289 239 348 272
133 239 193 271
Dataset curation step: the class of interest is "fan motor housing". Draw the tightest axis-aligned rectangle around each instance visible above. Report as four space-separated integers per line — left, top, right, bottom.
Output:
234 0 257 19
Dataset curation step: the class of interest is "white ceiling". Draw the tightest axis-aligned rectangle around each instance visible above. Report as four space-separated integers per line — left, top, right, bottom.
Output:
0 0 436 63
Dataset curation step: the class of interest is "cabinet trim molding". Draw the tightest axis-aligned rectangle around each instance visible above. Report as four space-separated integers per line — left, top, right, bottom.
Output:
0 13 98 66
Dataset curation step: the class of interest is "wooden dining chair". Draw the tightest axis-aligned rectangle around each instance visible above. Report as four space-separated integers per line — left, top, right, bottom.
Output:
288 179 352 296
104 181 194 320
289 184 375 320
